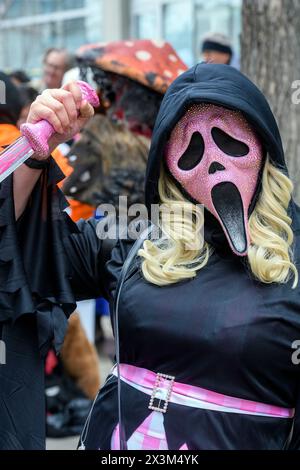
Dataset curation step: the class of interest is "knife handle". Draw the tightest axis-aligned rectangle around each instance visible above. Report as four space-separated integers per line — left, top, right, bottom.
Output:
20 81 99 158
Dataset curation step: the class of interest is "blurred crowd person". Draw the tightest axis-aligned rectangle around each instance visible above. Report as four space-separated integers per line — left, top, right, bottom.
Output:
7 70 39 128
33 47 75 92
9 69 31 87
17 85 39 128
0 71 22 146
201 32 233 65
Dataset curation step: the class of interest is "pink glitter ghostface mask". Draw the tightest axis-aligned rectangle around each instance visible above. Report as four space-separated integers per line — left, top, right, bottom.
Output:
165 104 264 256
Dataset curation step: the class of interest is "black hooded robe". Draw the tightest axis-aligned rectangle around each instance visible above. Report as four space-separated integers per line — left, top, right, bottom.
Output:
0 63 300 450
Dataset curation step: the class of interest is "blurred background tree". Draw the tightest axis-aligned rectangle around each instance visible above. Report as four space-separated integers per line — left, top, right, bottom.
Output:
241 0 300 203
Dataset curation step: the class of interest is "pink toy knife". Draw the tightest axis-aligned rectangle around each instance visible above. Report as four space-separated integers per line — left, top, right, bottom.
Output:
0 81 99 183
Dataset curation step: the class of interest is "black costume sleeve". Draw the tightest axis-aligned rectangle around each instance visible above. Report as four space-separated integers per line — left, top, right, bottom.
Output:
62 217 110 301
0 157 109 356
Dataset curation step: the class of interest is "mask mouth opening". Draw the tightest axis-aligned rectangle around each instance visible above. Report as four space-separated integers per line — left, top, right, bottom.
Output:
211 181 247 255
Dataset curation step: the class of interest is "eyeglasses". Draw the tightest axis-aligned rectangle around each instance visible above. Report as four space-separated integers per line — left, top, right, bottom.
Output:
44 61 65 72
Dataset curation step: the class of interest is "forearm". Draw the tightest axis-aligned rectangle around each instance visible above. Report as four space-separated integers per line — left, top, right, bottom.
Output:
13 163 42 220
11 82 94 220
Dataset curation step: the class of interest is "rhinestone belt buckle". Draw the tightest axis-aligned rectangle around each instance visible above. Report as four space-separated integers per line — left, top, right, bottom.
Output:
148 372 175 413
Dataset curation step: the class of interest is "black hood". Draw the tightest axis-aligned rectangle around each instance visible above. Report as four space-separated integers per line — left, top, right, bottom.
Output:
145 63 300 246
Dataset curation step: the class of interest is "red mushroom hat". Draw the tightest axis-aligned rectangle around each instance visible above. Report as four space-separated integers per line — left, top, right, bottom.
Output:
76 39 187 94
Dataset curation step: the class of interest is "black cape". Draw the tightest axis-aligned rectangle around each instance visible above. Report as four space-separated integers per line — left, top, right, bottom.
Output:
0 63 300 449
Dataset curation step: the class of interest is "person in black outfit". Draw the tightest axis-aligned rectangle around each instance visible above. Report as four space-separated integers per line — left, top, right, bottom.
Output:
1 64 300 450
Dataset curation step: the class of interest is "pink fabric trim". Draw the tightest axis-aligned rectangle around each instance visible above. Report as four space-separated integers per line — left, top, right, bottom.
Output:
117 363 294 418
179 443 189 450
111 423 120 450
110 412 168 450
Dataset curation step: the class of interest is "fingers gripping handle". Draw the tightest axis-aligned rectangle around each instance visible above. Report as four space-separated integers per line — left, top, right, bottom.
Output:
20 81 99 158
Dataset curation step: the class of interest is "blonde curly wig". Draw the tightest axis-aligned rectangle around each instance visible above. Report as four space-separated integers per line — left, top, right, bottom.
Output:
138 157 298 288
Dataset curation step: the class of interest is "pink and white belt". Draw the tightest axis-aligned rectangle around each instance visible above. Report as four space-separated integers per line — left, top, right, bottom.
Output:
112 363 294 419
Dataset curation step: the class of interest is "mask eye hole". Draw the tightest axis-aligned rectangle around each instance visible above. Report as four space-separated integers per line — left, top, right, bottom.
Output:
178 132 205 170
211 127 249 157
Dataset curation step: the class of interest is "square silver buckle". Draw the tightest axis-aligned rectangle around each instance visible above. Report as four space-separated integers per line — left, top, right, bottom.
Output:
148 372 175 413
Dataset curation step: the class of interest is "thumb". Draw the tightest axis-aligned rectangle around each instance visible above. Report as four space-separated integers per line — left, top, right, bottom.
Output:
79 100 94 119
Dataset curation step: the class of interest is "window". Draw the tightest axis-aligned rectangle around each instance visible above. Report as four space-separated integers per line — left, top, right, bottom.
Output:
2 0 85 18
0 0 103 73
162 1 193 66
0 17 86 71
133 11 157 39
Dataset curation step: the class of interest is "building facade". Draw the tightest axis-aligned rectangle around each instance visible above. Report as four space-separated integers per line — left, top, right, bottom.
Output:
0 0 103 74
0 0 241 75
